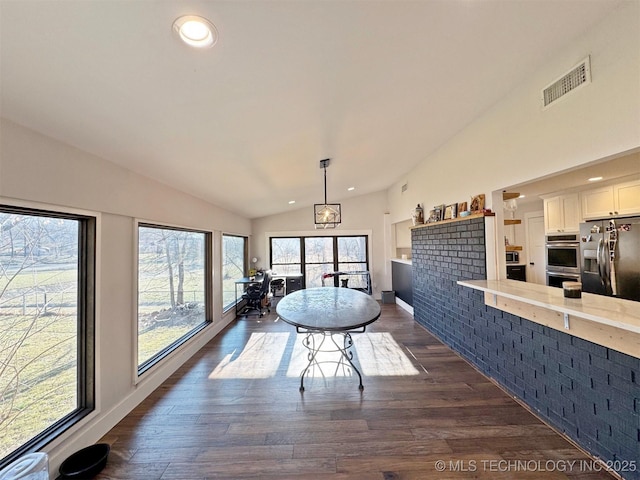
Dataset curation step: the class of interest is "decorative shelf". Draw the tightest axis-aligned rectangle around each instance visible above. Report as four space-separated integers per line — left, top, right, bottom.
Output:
505 245 523 251
410 211 495 230
502 192 520 200
504 219 522 225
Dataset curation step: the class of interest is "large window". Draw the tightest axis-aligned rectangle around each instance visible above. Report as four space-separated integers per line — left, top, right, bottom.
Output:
0 205 95 468
137 224 211 374
270 235 369 288
271 237 301 276
304 237 334 287
222 234 247 311
336 236 369 290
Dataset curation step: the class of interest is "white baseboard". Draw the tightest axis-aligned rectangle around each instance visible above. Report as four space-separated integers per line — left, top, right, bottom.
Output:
395 297 414 315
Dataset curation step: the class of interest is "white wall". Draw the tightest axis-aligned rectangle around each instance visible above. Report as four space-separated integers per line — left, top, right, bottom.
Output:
250 190 391 296
251 2 640 295
386 2 640 224
0 118 251 472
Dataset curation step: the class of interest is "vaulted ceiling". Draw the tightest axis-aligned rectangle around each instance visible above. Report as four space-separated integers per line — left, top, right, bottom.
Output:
0 1 622 218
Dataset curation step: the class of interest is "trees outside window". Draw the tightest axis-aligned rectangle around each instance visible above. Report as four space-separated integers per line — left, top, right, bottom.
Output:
270 237 301 276
336 236 368 290
222 234 247 311
304 237 334 287
137 224 211 374
0 206 95 468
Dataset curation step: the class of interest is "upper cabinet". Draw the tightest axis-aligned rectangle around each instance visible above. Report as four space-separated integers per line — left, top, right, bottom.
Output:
581 179 640 219
543 193 580 233
616 179 640 215
581 186 614 219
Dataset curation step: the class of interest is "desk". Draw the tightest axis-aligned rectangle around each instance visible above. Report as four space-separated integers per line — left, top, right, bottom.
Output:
276 287 381 391
234 276 263 316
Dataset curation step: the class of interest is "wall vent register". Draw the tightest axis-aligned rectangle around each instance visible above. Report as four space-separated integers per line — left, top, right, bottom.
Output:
542 56 591 108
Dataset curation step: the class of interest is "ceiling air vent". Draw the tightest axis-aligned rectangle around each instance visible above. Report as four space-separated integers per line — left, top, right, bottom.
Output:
542 56 591 108
401 183 408 193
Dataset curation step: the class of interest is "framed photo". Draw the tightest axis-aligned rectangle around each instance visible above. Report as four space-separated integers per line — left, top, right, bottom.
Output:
470 194 485 212
458 201 468 213
427 209 438 223
433 204 445 222
444 203 457 220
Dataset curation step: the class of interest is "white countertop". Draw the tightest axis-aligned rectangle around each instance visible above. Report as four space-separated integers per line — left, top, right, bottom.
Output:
457 279 640 334
391 258 412 265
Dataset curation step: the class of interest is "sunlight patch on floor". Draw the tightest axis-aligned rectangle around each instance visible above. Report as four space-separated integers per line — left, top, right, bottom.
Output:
208 332 290 379
286 334 354 378
286 332 420 378
208 332 420 380
353 332 420 376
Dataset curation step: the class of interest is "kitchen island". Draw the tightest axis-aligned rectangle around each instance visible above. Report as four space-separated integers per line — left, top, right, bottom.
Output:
457 279 640 358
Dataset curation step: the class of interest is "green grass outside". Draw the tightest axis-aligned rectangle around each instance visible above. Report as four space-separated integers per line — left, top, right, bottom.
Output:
1 262 212 460
138 323 200 365
0 266 78 291
0 312 77 459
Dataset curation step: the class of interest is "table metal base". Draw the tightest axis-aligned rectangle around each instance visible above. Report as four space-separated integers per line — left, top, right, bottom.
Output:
296 326 366 392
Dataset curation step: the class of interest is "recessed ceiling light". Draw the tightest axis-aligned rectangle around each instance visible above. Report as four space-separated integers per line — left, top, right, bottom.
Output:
288 200 296 204
172 15 218 48
588 176 603 182
347 187 355 191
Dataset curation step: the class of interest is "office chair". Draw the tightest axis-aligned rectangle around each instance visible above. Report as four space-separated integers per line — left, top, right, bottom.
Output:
270 278 285 297
241 270 272 317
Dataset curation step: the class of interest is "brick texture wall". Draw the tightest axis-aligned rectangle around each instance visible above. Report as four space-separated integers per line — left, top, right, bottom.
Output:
412 217 640 480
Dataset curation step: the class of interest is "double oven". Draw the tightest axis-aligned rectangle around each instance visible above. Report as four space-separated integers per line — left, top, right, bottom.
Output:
545 233 580 287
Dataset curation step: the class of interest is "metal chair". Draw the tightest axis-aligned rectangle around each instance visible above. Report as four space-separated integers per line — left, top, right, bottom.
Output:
270 278 285 297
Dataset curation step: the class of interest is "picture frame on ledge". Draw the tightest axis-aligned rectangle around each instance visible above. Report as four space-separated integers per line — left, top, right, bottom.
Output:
470 194 485 212
433 204 445 222
427 209 438 223
444 203 457 220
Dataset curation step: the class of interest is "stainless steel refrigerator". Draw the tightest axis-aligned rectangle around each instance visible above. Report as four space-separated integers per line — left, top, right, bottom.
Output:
579 216 640 301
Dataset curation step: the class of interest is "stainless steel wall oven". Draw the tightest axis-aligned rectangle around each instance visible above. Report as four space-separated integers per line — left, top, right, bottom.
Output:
545 233 580 287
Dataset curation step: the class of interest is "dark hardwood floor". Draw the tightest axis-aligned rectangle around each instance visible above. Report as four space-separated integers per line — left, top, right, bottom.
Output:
97 301 615 479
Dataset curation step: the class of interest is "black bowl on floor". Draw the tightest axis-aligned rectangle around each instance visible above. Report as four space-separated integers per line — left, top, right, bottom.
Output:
58 443 110 479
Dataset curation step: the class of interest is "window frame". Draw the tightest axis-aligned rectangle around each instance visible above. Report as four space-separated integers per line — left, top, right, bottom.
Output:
0 203 96 470
221 233 248 313
135 221 213 378
269 234 370 288
303 236 335 288
269 236 303 278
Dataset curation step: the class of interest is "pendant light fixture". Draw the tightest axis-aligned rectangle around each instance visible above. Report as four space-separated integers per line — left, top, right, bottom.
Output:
314 159 341 229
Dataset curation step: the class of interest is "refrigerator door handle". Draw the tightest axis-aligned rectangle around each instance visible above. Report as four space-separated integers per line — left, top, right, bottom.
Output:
596 238 605 286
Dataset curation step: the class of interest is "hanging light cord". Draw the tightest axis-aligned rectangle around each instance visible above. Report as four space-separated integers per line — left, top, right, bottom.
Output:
323 163 328 205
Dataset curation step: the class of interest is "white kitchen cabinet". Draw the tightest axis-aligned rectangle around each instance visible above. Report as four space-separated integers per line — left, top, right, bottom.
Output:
614 179 640 216
581 179 640 219
581 186 614 219
544 193 580 233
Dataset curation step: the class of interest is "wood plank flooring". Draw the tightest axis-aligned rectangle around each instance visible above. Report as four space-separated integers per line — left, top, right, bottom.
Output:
97 302 615 479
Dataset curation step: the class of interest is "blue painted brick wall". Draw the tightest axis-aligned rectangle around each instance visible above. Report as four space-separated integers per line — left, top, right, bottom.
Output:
412 217 640 480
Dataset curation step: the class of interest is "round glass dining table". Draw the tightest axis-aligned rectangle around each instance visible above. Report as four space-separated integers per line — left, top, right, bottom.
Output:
276 287 381 391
